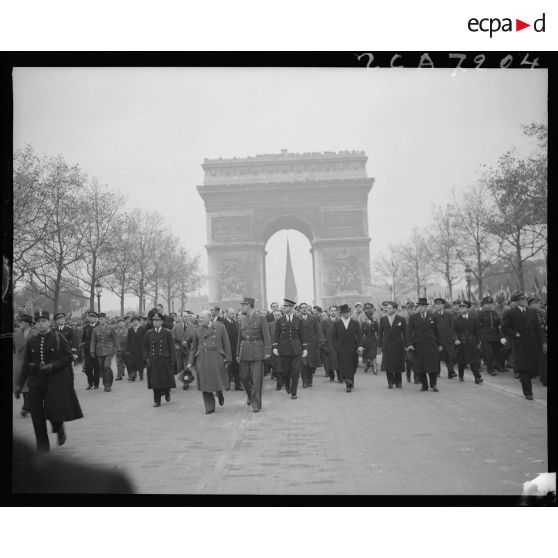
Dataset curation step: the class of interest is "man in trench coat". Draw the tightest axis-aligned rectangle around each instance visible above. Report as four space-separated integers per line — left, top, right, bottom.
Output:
406 298 442 392
501 292 545 400
298 302 324 388
378 301 407 388
188 310 232 414
14 311 83 452
452 300 484 384
332 304 364 393
143 312 176 407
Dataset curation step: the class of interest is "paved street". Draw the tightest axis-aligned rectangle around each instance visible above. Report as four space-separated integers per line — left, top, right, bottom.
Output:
12 360 547 495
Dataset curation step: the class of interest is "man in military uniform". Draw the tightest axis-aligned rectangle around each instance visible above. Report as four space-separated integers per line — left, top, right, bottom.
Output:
478 296 503 375
173 313 195 390
223 308 242 391
14 311 83 452
502 292 545 400
406 297 442 392
452 300 483 384
143 311 176 407
81 311 100 389
432 298 457 379
237 297 271 412
273 298 307 399
90 312 120 392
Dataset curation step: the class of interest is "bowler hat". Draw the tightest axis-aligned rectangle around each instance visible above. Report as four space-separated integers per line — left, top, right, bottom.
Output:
53 312 65 321
510 291 527 303
481 296 493 305
18 313 33 324
433 298 446 305
283 298 296 306
241 296 255 306
459 300 471 308
152 311 164 320
339 304 351 314
417 297 429 306
34 310 50 321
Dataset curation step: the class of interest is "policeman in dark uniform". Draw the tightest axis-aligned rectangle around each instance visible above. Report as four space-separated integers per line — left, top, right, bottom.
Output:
237 297 271 412
478 296 503 375
272 298 307 399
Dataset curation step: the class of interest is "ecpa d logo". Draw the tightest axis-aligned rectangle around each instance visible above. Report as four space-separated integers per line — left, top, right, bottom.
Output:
468 13 545 37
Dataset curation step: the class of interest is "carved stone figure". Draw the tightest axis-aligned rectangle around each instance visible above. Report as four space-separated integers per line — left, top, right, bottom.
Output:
219 260 246 298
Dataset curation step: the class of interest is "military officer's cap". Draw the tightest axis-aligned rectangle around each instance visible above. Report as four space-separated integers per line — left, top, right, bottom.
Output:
241 296 255 306
459 300 471 308
452 299 461 305
481 296 494 305
34 310 50 321
339 304 351 314
130 315 140 322
117 316 125 322
98 312 107 318
363 302 374 309
527 296 540 305
510 291 527 302
417 297 429 306
88 311 98 318
433 298 446 305
152 311 164 320
18 313 34 323
53 312 65 320
283 298 296 306
170 312 177 317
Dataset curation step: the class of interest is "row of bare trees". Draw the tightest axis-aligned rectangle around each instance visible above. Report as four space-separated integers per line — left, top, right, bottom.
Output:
373 123 547 302
13 145 203 314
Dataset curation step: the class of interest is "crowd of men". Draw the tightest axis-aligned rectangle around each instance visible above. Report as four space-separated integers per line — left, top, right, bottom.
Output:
13 291 547 452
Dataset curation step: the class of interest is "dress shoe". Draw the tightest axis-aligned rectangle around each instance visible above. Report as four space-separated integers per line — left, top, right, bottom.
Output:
291 394 297 399
303 382 307 388
253 408 260 413
93 385 99 389
346 385 352 393
388 385 393 389
20 409 29 417
57 426 66 446
285 386 291 394
218 392 224 406
432 387 439 392
421 386 428 391
128 378 135 382
459 377 464 382
448 373 457 379
525 394 534 401
373 370 378 376
275 385 282 390
165 391 171 402
414 380 420 385
514 372 520 379
488 370 497 376
86 385 93 390
247 398 251 406
329 377 334 382
153 402 161 407
337 379 343 383
396 384 402 389
474 378 483 385
115 377 122 381
205 409 215 414
235 386 243 391
104 386 111 392
406 377 411 383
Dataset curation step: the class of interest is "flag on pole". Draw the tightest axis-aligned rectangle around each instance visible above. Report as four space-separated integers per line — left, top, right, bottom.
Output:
284 238 298 302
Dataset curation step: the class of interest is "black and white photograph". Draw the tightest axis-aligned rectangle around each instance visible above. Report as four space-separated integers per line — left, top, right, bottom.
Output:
6 59 551 498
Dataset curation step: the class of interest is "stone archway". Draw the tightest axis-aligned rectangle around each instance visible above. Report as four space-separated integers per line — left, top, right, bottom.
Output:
197 149 375 309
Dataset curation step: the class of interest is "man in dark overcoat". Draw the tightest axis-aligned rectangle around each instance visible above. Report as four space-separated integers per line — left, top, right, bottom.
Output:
127 315 146 381
378 301 407 388
223 307 242 391
268 310 283 388
332 304 363 393
528 296 547 386
188 310 232 414
403 302 419 384
432 298 457 379
14 311 83 452
273 298 307 399
478 296 503 375
299 302 325 388
321 305 340 382
406 298 442 392
501 292 545 400
237 297 271 412
361 302 379 374
142 312 176 407
53 312 78 368
452 300 483 384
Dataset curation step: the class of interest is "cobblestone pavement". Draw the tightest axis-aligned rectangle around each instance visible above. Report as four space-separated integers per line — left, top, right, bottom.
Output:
12 359 548 495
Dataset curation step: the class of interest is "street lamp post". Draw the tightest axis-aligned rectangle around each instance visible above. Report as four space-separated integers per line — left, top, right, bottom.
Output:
95 281 102 313
465 266 472 303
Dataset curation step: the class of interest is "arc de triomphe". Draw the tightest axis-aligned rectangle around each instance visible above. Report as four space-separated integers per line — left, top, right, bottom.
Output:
197 149 375 309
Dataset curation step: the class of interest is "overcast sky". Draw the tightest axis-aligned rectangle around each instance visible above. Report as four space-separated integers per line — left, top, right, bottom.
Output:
13 67 547 311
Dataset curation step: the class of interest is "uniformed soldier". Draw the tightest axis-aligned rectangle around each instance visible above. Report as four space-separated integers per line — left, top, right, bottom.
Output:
142 311 176 407
273 298 308 399
81 311 100 389
478 296 503 375
236 297 271 412
90 312 120 392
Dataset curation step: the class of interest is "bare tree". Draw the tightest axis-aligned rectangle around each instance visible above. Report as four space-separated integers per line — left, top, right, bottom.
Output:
373 245 405 302
176 248 204 313
399 227 431 299
425 204 461 302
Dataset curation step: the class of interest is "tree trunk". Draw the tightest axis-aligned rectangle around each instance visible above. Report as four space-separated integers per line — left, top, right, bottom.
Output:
120 285 125 316
515 229 525 292
476 242 483 299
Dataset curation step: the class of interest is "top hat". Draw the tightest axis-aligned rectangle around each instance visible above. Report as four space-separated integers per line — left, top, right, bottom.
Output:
18 313 33 324
34 310 50 321
481 296 494 305
152 311 164 320
417 297 429 306
283 298 296 306
241 296 255 306
53 312 65 321
459 300 471 308
433 298 446 305
510 291 527 302
339 304 351 314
